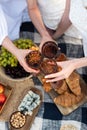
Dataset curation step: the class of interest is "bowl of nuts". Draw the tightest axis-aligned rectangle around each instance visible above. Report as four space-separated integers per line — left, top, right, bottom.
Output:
10 111 26 129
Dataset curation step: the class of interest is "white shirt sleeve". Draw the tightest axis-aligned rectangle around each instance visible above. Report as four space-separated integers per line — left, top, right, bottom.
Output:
0 5 8 45
69 0 87 56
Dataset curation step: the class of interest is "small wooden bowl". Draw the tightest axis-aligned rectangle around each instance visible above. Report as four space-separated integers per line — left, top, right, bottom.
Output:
10 111 26 129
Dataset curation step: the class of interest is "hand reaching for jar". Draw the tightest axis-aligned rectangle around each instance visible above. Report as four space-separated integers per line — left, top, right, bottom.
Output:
45 59 77 82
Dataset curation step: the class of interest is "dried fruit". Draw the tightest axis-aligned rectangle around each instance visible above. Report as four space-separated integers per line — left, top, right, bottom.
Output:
26 50 43 70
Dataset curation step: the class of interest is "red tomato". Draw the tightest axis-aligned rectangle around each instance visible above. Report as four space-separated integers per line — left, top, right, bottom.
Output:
0 94 6 105
0 85 4 94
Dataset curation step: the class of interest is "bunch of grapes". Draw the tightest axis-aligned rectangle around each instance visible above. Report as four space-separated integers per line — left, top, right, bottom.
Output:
0 39 35 67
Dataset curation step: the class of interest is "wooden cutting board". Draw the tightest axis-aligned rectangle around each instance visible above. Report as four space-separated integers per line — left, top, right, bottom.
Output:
38 73 87 115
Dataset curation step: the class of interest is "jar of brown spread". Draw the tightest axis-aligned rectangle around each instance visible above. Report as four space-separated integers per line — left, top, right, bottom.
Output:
40 58 58 75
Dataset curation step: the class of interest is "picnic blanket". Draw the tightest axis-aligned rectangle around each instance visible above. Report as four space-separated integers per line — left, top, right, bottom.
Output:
0 22 87 130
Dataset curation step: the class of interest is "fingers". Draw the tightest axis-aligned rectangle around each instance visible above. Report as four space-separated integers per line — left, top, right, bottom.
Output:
45 70 67 82
45 75 65 83
18 49 39 73
24 65 39 73
39 44 42 53
45 71 62 79
20 60 39 74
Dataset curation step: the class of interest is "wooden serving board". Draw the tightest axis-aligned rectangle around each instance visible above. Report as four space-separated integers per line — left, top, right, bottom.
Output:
0 78 34 121
38 73 87 115
10 87 43 130
0 83 12 114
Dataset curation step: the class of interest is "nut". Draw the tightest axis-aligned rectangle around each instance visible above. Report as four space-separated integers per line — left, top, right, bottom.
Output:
10 111 26 129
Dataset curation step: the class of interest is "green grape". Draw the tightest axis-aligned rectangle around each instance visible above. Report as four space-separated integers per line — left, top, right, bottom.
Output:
7 60 11 65
0 38 35 67
0 57 2 60
3 63 7 67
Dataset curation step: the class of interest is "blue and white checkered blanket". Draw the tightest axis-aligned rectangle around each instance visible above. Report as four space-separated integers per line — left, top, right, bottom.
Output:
1 22 87 130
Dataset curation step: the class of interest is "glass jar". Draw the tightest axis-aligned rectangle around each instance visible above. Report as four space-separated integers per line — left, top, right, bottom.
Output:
26 50 43 70
42 41 60 58
40 58 58 75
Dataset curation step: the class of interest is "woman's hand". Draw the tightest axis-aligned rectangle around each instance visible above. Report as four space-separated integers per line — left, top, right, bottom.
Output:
15 49 39 73
2 37 39 74
45 60 75 82
39 35 56 53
